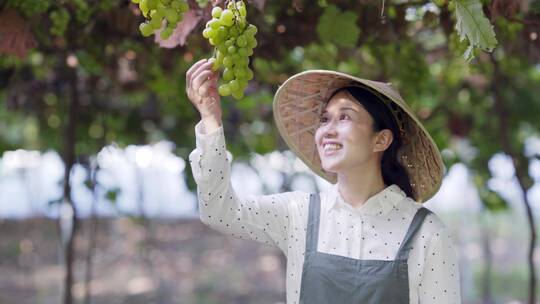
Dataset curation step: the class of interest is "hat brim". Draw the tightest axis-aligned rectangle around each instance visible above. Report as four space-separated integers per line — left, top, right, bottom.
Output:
272 70 445 203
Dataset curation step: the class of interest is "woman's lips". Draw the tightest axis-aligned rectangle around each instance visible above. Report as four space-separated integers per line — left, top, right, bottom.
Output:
322 147 342 157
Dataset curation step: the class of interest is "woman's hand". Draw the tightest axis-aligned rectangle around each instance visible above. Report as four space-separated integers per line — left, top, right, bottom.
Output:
186 58 222 132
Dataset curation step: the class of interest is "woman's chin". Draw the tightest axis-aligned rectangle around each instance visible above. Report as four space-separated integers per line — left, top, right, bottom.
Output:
321 161 342 174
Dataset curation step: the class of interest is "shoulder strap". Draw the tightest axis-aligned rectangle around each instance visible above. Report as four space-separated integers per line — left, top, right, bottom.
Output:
305 193 321 254
395 207 432 260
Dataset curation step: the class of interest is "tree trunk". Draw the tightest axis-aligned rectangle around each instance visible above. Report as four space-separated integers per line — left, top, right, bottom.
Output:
490 55 536 304
84 162 99 304
61 65 80 304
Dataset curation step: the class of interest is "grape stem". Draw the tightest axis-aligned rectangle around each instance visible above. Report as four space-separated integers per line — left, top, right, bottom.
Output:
230 0 243 26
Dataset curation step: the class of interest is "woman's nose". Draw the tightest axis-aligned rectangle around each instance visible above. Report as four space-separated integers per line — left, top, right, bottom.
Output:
320 121 338 138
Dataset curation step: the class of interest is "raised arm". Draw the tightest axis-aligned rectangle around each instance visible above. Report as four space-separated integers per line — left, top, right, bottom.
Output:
185 58 303 254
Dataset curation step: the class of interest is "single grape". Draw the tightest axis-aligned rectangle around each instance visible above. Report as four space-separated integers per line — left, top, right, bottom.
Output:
220 9 234 26
223 56 234 68
237 19 247 30
238 5 246 18
236 35 247 47
223 68 234 81
202 28 212 38
160 27 173 39
217 26 228 40
245 69 253 80
234 66 246 78
229 80 240 92
212 6 222 18
219 84 231 96
150 17 162 29
232 89 244 99
238 47 249 57
246 24 257 35
247 38 257 48
224 39 234 48
165 8 179 23
208 19 220 29
227 45 237 54
140 22 154 37
139 0 150 16
206 28 217 39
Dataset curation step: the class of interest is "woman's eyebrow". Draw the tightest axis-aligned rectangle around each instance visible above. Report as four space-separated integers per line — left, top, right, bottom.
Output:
321 107 359 114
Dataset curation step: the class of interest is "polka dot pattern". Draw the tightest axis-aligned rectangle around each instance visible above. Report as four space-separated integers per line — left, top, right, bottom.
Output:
189 121 462 304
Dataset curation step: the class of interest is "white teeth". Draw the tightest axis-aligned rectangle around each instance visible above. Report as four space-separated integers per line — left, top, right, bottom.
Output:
324 143 342 151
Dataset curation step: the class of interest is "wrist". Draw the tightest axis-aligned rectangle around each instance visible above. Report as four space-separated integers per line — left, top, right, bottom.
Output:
201 115 222 134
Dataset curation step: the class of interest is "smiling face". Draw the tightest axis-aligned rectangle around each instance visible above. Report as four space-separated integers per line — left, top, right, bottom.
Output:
314 90 392 174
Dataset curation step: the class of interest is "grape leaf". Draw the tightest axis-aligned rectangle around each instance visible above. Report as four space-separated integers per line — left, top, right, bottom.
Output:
316 5 359 48
454 0 498 61
0 9 37 59
155 10 202 48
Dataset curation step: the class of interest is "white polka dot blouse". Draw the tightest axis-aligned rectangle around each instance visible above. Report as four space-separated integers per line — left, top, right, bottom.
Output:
189 120 462 304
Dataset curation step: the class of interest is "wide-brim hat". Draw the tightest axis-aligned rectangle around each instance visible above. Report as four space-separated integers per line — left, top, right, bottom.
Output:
272 70 445 203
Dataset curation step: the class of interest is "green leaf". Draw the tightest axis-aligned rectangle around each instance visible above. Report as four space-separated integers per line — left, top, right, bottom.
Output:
316 5 360 48
454 0 498 61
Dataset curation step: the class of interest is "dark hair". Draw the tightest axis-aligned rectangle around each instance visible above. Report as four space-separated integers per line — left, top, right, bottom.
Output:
326 86 415 200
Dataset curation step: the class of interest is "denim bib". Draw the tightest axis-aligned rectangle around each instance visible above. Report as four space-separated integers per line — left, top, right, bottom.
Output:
299 193 431 303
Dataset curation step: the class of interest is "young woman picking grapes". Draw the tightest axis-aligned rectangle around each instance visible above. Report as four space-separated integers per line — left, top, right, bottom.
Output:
185 58 461 304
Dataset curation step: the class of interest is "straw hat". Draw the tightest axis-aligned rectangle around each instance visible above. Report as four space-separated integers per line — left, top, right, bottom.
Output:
272 70 445 203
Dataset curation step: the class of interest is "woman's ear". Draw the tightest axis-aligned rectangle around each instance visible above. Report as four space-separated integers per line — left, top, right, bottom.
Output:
373 129 393 153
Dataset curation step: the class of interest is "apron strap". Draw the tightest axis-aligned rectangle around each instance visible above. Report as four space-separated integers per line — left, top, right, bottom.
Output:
394 207 432 260
305 193 321 254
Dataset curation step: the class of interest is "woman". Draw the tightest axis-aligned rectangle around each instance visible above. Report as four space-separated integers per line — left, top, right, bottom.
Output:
186 58 461 303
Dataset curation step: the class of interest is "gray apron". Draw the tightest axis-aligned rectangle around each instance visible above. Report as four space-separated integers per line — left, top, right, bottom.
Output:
299 193 431 304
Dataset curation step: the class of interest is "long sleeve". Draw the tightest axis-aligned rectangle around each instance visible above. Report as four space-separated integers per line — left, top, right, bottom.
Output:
188 120 303 254
418 226 462 303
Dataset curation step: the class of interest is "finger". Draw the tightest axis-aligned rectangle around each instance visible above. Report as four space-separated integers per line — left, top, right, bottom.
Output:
189 59 216 86
193 70 214 93
208 71 219 85
186 58 208 85
188 63 216 98
197 79 215 99
199 74 219 96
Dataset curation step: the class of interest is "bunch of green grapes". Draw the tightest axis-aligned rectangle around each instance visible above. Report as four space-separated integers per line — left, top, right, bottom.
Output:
202 1 258 99
132 0 189 39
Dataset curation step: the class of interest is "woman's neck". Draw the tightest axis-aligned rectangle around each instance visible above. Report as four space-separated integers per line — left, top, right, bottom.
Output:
336 162 387 208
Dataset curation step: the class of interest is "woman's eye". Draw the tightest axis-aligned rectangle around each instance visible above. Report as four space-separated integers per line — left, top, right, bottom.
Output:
319 116 328 123
340 114 349 120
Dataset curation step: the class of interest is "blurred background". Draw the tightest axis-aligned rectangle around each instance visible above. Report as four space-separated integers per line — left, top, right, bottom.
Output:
1 0 540 303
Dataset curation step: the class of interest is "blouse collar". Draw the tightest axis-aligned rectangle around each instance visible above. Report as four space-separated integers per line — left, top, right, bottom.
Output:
326 183 407 216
